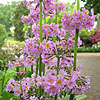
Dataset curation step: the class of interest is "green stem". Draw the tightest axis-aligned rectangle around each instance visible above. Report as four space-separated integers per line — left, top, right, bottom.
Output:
25 68 27 72
55 94 57 100
57 57 60 75
39 1 43 98
39 55 42 97
20 80 22 100
43 64 45 76
55 57 60 100
70 1 80 100
35 60 38 81
74 29 79 71
69 94 74 100
39 55 42 76
56 0 58 24
44 13 46 39
16 67 19 80
30 24 32 38
40 2 42 43
44 13 46 24
16 67 19 72
1 69 6 93
77 0 80 11
31 65 33 74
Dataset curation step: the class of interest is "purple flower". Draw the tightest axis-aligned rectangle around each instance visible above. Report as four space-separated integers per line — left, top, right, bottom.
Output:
30 96 38 100
6 84 12 92
13 87 22 96
67 80 76 89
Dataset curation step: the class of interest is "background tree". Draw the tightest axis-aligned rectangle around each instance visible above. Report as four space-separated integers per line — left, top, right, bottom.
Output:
0 2 18 32
81 0 100 15
12 1 29 41
0 24 7 48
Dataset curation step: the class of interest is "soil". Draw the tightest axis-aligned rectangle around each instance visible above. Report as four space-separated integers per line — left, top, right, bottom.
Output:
77 53 100 100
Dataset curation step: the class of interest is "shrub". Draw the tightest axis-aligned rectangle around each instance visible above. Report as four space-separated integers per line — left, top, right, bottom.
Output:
0 24 7 48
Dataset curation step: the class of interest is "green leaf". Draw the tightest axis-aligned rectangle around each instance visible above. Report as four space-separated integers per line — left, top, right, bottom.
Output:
76 94 87 100
59 95 70 100
4 70 16 85
48 97 54 100
1 92 15 100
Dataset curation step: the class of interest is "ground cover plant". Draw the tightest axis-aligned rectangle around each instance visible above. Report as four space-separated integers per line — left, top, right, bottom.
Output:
3 0 96 100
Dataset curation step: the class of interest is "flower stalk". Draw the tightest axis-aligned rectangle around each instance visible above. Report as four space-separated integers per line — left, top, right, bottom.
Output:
39 1 43 98
70 0 80 100
74 29 79 71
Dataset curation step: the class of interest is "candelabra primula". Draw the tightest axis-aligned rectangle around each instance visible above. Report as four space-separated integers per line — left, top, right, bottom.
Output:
6 0 96 100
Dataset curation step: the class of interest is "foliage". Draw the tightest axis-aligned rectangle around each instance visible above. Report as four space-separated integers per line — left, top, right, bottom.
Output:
0 24 7 48
12 1 29 41
0 2 18 32
81 0 100 15
71 42 100 52
79 29 95 37
58 94 87 100
0 92 15 100
80 29 100 47
89 29 100 44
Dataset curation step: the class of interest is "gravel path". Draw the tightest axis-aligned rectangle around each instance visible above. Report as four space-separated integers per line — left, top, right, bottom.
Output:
77 53 100 100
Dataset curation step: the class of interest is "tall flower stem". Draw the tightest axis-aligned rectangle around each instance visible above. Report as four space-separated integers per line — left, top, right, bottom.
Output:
44 13 46 24
16 67 19 80
77 0 80 11
55 56 60 100
56 0 58 24
20 80 22 100
57 57 60 75
74 29 79 71
31 65 33 74
39 1 43 98
70 0 80 100
43 13 46 75
35 60 38 81
39 1 42 76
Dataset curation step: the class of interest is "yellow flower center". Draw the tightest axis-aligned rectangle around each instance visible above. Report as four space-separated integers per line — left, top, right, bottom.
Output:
69 81 72 85
57 80 62 85
66 15 69 19
74 23 78 25
33 52 36 54
44 25 47 29
78 16 82 20
67 23 70 26
25 86 28 90
74 13 77 16
29 60 31 63
46 43 50 48
29 43 32 46
48 79 53 83
84 11 87 15
38 46 42 50
51 86 55 89
16 90 19 93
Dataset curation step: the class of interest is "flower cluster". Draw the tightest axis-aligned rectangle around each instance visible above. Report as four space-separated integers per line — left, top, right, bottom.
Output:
8 33 82 69
6 68 90 99
32 23 66 37
36 68 90 96
6 76 38 100
61 8 96 30
6 0 96 99
21 0 66 24
8 56 36 69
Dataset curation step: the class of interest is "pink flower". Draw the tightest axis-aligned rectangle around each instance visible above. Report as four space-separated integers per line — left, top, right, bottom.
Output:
13 87 22 96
